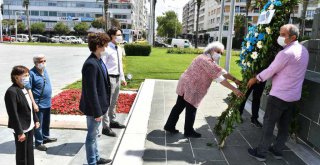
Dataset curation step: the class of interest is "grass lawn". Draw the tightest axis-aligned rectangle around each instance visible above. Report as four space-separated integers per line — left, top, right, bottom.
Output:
5 42 87 47
65 47 242 90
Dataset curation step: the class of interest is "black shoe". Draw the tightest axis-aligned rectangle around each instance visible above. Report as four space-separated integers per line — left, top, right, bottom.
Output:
43 137 57 144
184 131 201 138
248 148 266 162
35 144 48 151
102 127 117 137
251 119 263 128
97 158 112 164
110 122 126 129
268 146 283 159
164 126 179 134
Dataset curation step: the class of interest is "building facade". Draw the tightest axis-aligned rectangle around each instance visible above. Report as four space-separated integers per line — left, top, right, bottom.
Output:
1 0 147 41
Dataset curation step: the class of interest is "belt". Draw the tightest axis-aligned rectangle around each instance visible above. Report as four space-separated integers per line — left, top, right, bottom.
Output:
109 74 120 78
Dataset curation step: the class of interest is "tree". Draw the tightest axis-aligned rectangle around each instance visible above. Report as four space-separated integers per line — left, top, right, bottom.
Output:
245 0 252 35
156 11 182 38
31 22 45 34
23 0 32 42
96 0 109 31
17 22 26 33
54 22 69 36
111 18 120 29
300 0 310 37
234 14 246 41
74 22 89 35
195 0 202 48
91 17 105 29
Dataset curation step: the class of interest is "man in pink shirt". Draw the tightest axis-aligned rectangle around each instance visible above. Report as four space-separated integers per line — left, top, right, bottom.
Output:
247 24 309 162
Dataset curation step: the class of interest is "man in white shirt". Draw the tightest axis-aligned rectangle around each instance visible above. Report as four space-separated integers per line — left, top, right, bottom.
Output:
102 27 127 137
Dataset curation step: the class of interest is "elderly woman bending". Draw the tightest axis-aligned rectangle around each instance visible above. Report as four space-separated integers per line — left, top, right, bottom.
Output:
164 41 243 138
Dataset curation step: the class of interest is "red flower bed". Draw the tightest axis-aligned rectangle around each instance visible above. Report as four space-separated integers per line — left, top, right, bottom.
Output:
51 89 137 115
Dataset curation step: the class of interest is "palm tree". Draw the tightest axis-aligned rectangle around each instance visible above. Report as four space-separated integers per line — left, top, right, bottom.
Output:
96 0 109 32
300 0 310 37
245 0 252 35
22 0 32 42
195 0 202 48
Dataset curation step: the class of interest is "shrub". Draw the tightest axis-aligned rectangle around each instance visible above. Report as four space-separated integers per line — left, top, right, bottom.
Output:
167 48 203 54
124 43 151 56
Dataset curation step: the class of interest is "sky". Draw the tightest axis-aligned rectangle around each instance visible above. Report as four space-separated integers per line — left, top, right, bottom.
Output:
149 0 190 22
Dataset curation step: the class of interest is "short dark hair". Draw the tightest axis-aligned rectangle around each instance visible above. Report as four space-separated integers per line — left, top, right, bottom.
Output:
107 26 122 38
11 65 29 84
88 33 110 52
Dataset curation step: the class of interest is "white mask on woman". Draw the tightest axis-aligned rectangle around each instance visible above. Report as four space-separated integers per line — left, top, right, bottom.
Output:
213 52 221 61
115 36 123 43
21 77 30 86
277 36 287 47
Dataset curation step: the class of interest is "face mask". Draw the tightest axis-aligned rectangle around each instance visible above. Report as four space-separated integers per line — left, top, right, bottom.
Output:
277 36 287 47
37 63 45 70
115 36 123 43
21 77 29 86
213 52 221 61
101 50 107 57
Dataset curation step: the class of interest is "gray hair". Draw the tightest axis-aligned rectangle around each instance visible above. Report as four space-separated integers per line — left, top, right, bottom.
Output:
203 41 225 54
33 54 46 63
282 24 299 39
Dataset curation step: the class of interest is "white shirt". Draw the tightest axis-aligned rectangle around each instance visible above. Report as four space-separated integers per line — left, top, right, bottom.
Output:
22 88 34 133
102 42 125 81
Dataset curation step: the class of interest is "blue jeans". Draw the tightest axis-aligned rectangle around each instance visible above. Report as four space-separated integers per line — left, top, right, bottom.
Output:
34 108 51 146
85 116 101 165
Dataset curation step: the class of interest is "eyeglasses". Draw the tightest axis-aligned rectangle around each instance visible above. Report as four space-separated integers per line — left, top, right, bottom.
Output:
38 60 46 63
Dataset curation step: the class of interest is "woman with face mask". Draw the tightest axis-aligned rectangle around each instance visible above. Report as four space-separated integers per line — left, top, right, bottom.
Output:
164 41 243 138
4 65 40 165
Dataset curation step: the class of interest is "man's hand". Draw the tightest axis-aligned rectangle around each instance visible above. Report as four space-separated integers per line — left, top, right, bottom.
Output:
35 122 40 129
234 79 242 86
33 103 39 112
121 80 127 86
247 78 258 88
95 116 102 122
233 89 244 98
18 133 26 142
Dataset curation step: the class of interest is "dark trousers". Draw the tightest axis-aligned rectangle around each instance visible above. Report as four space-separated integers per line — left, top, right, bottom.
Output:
239 82 266 120
14 130 34 165
257 96 295 156
34 108 51 146
164 95 197 133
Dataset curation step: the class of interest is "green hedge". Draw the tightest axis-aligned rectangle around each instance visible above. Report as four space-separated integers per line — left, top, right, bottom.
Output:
167 48 203 54
124 44 152 56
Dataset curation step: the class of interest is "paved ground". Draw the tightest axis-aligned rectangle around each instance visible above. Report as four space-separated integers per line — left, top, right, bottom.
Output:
0 44 88 117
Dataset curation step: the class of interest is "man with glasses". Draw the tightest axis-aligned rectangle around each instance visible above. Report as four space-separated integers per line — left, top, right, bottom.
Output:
26 54 57 151
101 27 127 137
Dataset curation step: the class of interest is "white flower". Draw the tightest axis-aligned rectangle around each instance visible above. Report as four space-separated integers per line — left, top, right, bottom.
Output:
265 27 271 34
242 60 246 66
270 0 274 2
246 41 251 48
257 41 263 49
241 49 245 54
247 61 251 67
251 52 258 59
255 33 259 37
268 4 274 10
246 34 250 38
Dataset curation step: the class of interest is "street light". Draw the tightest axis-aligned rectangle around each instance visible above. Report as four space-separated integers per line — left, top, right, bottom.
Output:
15 11 24 41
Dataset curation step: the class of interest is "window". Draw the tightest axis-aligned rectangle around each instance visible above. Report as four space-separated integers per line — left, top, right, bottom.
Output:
76 3 85 7
49 11 57 16
40 11 48 16
31 10 39 16
235 6 240 13
67 13 76 17
253 8 260 13
306 10 315 18
223 26 228 31
48 2 57 6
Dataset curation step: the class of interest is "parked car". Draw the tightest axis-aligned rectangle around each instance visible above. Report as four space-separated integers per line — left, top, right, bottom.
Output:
63 36 83 44
14 34 29 42
154 41 172 48
31 34 43 42
2 35 15 42
51 36 62 43
171 38 192 48
36 36 53 43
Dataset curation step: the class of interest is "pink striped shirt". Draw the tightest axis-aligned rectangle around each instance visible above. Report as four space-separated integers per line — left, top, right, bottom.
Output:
176 54 223 108
257 41 309 102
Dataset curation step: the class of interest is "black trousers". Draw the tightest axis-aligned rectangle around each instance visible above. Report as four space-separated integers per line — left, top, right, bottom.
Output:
164 95 197 133
239 81 266 120
14 130 34 165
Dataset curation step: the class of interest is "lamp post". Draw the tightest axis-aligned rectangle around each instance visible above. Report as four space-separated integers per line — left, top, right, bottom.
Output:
0 0 3 42
15 11 24 41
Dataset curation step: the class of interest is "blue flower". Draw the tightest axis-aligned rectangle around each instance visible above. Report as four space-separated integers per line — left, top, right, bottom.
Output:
248 45 254 52
257 33 265 41
274 1 282 6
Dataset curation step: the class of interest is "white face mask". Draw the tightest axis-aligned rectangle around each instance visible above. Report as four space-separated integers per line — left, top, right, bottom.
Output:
277 36 287 47
21 76 30 86
37 63 45 70
213 52 221 61
115 36 123 43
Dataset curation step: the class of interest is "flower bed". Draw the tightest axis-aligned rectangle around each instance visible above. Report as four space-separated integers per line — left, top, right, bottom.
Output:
51 89 137 115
